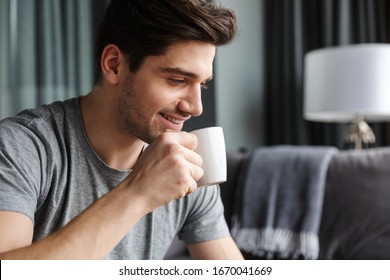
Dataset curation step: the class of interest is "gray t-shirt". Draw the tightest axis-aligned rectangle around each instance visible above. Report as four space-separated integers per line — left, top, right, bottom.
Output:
0 97 229 259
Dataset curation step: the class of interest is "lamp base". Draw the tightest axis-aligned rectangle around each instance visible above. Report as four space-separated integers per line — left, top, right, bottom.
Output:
343 114 376 150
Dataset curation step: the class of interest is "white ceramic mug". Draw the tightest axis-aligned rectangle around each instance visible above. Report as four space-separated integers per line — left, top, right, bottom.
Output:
190 126 227 187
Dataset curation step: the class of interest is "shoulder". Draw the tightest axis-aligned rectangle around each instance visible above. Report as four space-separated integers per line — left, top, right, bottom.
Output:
0 98 82 218
0 98 80 144
0 97 82 169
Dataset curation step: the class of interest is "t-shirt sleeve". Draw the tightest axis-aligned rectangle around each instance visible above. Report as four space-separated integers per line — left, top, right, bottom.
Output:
0 119 46 222
178 184 230 244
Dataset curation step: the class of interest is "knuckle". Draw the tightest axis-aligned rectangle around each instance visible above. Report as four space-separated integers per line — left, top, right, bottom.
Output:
168 153 185 169
166 143 182 155
158 132 174 143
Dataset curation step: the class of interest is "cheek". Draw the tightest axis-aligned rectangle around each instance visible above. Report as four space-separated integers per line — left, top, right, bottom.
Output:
132 73 179 111
140 84 176 110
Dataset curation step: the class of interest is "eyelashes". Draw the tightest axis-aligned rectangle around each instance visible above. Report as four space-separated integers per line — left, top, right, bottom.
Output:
168 79 209 90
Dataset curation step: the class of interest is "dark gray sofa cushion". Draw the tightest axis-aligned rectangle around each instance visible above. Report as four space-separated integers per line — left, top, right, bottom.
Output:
319 147 390 259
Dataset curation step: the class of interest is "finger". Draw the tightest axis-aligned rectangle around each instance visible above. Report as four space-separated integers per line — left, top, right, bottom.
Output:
152 131 203 179
175 132 203 165
170 131 198 151
184 148 203 168
160 131 202 166
189 162 204 182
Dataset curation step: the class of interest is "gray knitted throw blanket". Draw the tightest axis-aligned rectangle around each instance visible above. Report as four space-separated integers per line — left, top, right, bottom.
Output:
231 145 338 259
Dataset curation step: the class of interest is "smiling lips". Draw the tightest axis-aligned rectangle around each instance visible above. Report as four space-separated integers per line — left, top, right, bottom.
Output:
160 112 186 125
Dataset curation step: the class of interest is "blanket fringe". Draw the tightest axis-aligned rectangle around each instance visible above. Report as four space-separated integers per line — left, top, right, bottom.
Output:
231 220 319 259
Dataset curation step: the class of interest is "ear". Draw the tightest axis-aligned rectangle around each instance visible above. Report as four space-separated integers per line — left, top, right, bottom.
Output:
100 44 125 84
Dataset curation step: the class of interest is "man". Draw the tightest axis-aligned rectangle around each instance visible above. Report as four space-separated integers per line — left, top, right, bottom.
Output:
0 0 243 259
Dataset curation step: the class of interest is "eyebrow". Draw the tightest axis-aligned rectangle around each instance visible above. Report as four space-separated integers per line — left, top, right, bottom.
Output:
158 67 213 82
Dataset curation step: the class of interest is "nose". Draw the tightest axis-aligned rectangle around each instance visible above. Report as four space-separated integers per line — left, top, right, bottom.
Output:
178 85 203 117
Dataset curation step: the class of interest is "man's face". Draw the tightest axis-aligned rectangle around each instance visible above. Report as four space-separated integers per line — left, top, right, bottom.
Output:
116 41 216 144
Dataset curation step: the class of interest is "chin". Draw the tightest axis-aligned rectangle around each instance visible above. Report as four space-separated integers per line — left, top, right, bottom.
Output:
141 130 161 144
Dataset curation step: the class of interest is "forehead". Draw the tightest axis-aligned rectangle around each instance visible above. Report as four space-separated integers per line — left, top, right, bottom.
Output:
143 41 216 80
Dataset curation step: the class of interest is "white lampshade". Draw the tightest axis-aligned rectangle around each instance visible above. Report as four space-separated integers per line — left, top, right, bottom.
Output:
303 44 390 122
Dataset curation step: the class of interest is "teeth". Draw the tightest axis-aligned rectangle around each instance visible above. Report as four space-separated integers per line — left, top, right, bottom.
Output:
161 113 183 125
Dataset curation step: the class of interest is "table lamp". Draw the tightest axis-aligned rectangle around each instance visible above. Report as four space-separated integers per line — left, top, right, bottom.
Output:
303 44 390 150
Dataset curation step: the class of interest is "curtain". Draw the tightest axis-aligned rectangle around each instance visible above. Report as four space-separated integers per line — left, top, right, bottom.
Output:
264 0 390 148
0 0 108 119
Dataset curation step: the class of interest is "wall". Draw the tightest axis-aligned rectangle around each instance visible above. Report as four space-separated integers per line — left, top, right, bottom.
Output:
216 0 265 152
1 0 266 152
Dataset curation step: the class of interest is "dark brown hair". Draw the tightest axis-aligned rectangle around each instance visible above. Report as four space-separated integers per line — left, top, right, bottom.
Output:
95 0 237 81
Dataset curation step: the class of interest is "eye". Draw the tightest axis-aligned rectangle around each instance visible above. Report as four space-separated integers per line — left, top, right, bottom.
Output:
168 78 186 86
200 82 209 90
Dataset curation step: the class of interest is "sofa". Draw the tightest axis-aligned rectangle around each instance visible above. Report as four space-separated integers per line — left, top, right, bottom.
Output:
165 146 390 260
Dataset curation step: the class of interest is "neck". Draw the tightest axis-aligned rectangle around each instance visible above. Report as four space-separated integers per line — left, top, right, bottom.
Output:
80 87 144 170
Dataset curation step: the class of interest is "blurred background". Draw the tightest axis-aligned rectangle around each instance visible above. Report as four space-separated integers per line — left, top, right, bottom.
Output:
1 0 390 152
